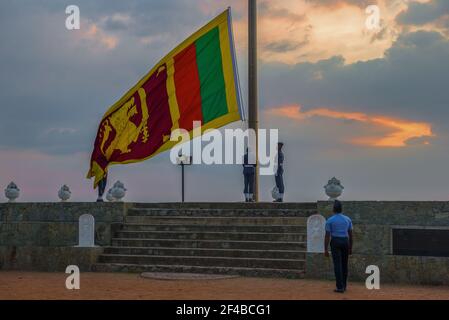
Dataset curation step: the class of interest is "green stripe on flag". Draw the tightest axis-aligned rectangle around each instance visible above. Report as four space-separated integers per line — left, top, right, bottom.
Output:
195 27 228 124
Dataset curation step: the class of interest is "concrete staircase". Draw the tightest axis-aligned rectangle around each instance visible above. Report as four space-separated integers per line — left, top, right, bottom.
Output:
93 203 316 278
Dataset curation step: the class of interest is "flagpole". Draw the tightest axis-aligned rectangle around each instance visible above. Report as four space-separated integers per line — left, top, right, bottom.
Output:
248 0 259 202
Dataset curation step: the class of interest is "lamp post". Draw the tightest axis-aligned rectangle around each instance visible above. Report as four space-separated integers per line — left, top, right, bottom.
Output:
177 152 192 203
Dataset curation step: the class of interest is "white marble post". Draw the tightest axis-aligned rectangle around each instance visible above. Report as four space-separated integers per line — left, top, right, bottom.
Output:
77 214 95 247
307 214 326 253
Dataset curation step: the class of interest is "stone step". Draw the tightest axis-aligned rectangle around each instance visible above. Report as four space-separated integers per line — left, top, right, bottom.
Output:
103 246 306 260
127 208 315 217
111 239 305 250
122 223 306 233
92 263 305 279
131 202 317 210
124 216 308 226
115 231 307 242
98 254 305 270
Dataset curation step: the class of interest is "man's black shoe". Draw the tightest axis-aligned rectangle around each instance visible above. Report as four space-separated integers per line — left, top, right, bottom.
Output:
334 289 345 293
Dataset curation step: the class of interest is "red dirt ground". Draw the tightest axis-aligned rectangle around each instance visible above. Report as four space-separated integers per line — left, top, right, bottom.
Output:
1 271 448 300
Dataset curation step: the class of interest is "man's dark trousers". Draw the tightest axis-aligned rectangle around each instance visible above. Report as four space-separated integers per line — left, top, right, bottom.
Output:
244 172 254 195
330 237 350 290
275 168 284 194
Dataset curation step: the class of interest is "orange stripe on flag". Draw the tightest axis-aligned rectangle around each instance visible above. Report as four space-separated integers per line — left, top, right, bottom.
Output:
174 44 203 131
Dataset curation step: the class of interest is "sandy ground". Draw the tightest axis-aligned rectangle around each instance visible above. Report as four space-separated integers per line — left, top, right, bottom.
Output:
0 271 448 300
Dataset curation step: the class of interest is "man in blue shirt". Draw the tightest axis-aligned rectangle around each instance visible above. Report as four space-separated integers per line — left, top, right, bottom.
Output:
324 200 353 293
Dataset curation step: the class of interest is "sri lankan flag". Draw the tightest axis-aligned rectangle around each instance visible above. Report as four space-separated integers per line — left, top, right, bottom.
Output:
87 9 243 187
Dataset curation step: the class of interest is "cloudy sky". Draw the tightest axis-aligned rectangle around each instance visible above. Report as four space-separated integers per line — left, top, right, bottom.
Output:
1 0 449 202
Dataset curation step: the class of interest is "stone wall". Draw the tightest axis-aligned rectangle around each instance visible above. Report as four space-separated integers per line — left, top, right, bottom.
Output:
306 201 449 285
0 202 130 271
307 254 449 286
0 202 130 247
0 246 103 272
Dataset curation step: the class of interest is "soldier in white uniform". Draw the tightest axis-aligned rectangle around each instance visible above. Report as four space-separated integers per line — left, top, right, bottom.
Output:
243 149 256 202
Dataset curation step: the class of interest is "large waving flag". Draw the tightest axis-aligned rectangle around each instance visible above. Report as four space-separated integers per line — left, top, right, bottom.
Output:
87 9 243 187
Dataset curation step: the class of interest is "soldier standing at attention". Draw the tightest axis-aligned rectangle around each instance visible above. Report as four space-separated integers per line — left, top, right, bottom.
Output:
324 200 353 293
274 142 285 203
243 149 256 202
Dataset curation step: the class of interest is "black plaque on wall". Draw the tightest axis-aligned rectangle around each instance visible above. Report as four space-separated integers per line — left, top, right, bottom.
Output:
393 228 449 257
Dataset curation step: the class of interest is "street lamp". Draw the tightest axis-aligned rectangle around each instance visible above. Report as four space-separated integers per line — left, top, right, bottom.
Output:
176 151 192 203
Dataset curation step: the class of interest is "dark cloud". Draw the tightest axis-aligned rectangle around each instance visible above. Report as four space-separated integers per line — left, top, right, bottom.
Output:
0 0 216 155
103 16 130 31
397 0 449 26
264 39 308 53
2 1 449 154
261 31 449 132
